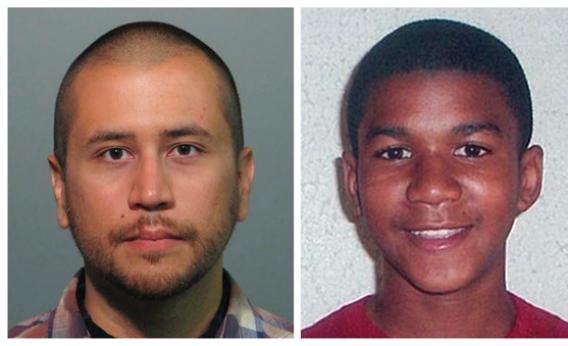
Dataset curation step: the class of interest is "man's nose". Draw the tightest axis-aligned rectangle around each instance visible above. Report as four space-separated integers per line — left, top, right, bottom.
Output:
128 156 175 212
406 156 462 206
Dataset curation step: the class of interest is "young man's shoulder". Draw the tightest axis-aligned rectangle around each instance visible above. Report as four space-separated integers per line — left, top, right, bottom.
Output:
508 292 568 338
302 292 568 338
302 295 387 338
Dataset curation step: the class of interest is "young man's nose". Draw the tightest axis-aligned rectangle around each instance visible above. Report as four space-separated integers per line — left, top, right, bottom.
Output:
128 157 175 212
406 156 462 206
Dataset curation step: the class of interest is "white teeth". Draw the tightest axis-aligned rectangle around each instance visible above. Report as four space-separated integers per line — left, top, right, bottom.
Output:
410 228 465 240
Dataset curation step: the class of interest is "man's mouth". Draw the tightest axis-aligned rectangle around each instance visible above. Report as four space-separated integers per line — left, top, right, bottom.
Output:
409 228 467 240
122 228 185 253
122 228 183 242
404 225 473 251
133 230 182 241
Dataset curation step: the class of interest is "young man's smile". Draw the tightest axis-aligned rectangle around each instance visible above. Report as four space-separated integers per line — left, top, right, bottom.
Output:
405 225 472 251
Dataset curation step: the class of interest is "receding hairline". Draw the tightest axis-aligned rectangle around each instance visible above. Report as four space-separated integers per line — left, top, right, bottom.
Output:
62 34 232 109
59 47 234 140
62 49 232 130
65 48 232 105
76 31 209 67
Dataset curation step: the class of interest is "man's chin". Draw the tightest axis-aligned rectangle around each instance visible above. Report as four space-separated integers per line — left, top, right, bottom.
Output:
114 271 196 300
88 261 210 301
405 271 475 296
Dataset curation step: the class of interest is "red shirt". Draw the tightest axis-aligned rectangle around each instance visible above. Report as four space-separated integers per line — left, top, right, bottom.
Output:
302 292 568 338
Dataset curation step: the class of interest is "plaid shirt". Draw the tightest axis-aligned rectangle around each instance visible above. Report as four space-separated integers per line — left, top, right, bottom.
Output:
9 269 292 338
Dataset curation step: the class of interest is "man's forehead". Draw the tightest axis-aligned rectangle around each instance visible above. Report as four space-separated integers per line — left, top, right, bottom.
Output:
73 51 219 85
71 54 220 101
68 53 227 119
65 57 230 143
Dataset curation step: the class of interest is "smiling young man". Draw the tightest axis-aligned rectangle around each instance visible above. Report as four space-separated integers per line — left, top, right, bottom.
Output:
302 19 568 338
9 21 292 338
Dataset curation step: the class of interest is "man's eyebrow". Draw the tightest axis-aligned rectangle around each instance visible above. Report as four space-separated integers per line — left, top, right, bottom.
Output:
160 125 212 139
86 131 135 145
452 122 503 137
365 126 410 142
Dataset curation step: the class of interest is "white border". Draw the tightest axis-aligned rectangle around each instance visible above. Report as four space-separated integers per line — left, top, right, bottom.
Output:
4 1 568 344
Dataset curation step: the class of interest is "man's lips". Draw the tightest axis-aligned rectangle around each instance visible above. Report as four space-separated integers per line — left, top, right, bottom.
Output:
121 228 186 253
403 224 473 250
407 226 470 240
123 229 183 242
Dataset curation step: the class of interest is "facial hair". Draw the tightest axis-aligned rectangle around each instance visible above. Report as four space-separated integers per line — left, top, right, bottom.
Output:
67 193 239 301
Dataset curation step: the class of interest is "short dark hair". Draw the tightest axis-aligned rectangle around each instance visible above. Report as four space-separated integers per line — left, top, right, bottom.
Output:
54 21 243 169
347 18 532 156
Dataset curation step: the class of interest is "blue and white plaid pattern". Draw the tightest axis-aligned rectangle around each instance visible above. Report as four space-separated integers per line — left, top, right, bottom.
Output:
9 269 292 338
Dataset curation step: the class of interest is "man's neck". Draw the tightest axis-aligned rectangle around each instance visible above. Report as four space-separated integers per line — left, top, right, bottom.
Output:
368 262 515 338
83 260 224 338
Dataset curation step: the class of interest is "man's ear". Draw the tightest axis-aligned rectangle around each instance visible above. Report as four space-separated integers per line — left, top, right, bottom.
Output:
342 151 362 219
236 147 255 221
516 145 544 214
48 154 70 229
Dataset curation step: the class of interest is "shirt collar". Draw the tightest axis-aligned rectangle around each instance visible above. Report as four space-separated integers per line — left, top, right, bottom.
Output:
49 268 286 338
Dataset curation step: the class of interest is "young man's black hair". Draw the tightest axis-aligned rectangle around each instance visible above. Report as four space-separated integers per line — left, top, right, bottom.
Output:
347 19 532 156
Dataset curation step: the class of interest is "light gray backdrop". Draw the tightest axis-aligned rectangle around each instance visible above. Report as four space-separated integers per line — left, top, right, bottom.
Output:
302 8 568 327
8 8 293 327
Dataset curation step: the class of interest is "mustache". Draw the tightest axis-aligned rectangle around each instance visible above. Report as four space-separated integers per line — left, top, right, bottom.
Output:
109 214 198 245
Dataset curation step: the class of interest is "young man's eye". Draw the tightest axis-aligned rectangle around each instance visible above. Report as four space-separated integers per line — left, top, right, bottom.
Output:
454 144 490 158
100 148 131 161
169 144 201 157
376 147 412 160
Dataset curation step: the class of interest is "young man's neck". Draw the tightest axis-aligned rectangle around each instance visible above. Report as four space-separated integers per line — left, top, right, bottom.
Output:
368 262 515 338
83 259 224 338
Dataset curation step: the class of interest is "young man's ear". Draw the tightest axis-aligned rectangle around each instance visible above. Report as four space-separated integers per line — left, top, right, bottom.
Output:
516 145 544 214
236 147 255 221
48 154 70 229
342 151 362 219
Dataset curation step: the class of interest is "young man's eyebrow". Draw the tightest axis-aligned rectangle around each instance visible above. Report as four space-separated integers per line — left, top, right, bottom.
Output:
365 126 410 142
160 124 212 139
86 131 135 146
452 122 503 137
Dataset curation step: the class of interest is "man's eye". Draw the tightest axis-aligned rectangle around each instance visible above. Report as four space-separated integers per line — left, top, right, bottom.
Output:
101 148 130 161
454 144 490 158
170 144 200 157
377 147 412 160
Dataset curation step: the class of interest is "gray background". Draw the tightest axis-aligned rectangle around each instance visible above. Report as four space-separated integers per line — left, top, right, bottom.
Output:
8 8 293 327
302 8 568 326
